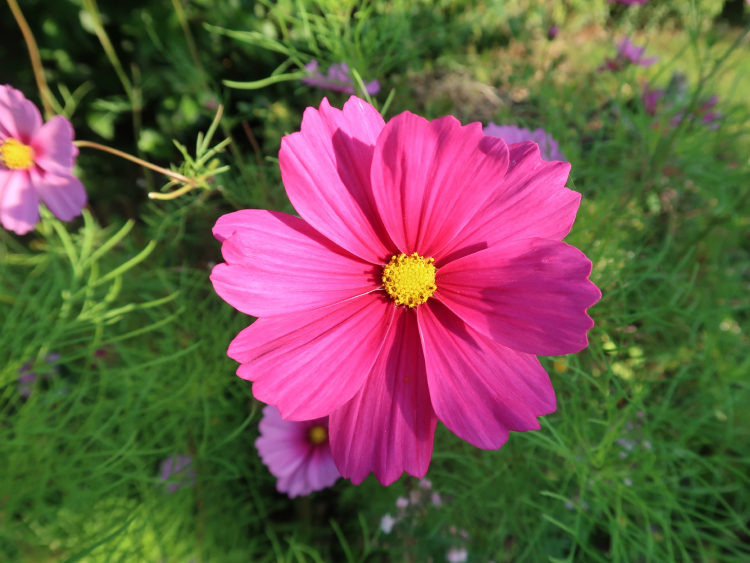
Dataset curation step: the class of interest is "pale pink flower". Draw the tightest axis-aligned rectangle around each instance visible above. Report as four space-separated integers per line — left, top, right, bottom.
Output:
159 454 195 493
396 496 410 509
303 60 380 96
255 405 340 498
0 85 86 235
211 96 600 485
418 477 432 489
446 547 468 563
380 514 397 534
483 123 565 161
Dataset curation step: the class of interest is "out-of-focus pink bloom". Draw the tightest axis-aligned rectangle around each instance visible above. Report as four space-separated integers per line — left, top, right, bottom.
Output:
669 94 722 129
211 96 600 486
548 25 559 40
396 496 409 509
0 85 86 235
418 477 432 489
380 514 397 534
446 547 468 563
302 60 380 96
431 492 442 507
601 38 658 71
255 405 340 498
17 352 60 398
608 0 648 4
641 84 665 116
159 454 195 493
483 123 565 161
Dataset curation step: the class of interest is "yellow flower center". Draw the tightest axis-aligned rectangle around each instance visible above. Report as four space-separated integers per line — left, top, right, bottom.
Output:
308 425 328 445
0 138 35 170
382 252 437 308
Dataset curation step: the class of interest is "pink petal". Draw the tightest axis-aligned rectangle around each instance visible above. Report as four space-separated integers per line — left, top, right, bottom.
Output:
417 299 556 449
279 96 393 263
210 210 380 317
436 238 600 356
437 142 579 264
0 85 42 143
30 169 86 222
30 115 78 176
370 112 509 258
330 307 437 485
0 169 38 235
228 293 394 420
304 445 341 492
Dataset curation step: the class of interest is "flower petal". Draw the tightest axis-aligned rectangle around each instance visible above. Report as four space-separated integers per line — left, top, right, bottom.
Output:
30 115 77 176
436 238 600 356
210 210 380 317
437 142 579 264
30 169 86 222
228 293 394 420
279 96 392 263
0 85 42 143
418 299 556 449
0 169 38 235
330 307 437 485
370 112 509 258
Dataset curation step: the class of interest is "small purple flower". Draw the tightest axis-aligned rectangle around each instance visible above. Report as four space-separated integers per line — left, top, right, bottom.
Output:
548 25 559 40
17 353 60 398
617 438 636 451
483 123 565 161
642 84 665 116
159 454 195 493
601 38 658 71
302 60 380 96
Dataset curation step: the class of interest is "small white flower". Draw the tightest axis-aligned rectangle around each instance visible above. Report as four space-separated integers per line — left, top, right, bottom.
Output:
380 514 397 534
446 547 468 563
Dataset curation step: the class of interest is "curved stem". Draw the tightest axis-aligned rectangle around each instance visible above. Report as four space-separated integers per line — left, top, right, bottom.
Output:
5 0 55 118
74 140 197 188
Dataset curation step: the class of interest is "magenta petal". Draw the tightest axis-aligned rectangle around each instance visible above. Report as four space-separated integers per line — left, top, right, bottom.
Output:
30 115 77 176
437 142 579 264
0 170 39 235
228 293 394 420
30 169 86 222
330 307 437 485
0 86 42 143
370 112 509 258
437 238 601 356
210 210 379 317
418 300 556 449
279 96 393 263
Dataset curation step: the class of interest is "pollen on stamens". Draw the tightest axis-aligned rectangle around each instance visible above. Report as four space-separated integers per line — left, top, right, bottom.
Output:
382 252 437 308
0 138 35 171
308 425 328 445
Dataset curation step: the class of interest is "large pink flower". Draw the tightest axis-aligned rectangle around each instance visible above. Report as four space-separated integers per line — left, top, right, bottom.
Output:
0 85 86 235
255 405 340 497
211 96 600 486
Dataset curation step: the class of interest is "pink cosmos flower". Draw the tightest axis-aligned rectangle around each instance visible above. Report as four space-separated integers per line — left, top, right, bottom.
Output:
0 85 86 235
159 454 195 493
211 96 600 486
255 405 340 497
303 60 381 96
600 38 658 71
483 123 565 161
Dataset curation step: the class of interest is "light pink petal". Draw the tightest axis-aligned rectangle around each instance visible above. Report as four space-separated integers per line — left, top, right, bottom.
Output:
304 445 341 492
228 293 394 420
279 96 392 263
30 115 77 176
436 238 600 356
370 112 509 258
0 169 39 235
330 307 437 485
29 168 86 222
417 299 556 449
0 85 43 143
437 142 579 264
210 210 380 317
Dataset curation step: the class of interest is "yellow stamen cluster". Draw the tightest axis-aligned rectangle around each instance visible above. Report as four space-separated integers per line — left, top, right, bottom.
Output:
382 252 437 308
308 425 328 445
0 138 35 170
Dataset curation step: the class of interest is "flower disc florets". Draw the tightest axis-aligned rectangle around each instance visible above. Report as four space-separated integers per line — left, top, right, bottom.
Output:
382 252 437 308
0 138 34 170
308 425 328 445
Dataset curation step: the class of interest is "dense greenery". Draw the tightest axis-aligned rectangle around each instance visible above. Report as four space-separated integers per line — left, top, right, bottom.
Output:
1 1 749 561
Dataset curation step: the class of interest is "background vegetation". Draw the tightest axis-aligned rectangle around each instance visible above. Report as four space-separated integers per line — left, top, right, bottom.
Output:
1 0 749 561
